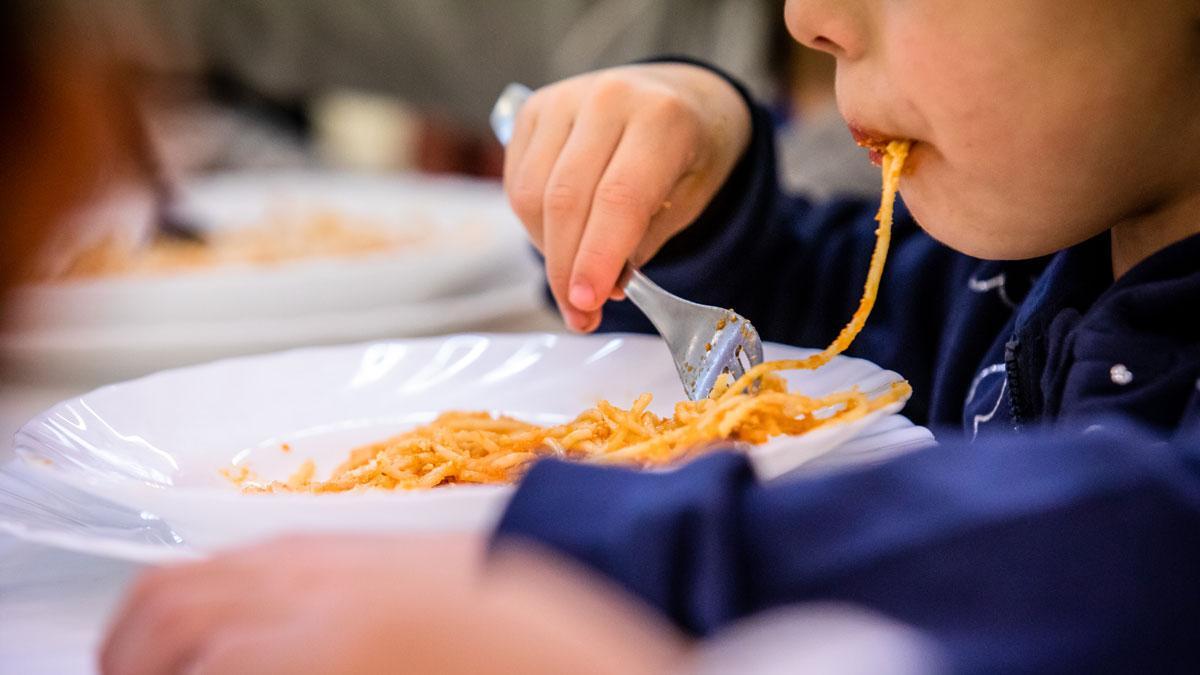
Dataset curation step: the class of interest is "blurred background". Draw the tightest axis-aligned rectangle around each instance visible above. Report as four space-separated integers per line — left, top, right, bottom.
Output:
0 0 879 445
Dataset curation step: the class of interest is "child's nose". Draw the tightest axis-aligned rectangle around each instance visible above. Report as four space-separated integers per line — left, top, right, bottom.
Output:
784 0 868 61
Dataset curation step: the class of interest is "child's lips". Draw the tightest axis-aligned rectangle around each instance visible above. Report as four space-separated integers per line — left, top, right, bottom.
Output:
848 125 900 166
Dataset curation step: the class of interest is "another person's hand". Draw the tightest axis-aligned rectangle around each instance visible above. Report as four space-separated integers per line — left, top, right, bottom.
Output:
100 534 687 675
504 63 751 331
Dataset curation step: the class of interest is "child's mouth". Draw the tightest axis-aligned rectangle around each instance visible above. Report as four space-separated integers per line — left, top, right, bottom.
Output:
848 126 898 166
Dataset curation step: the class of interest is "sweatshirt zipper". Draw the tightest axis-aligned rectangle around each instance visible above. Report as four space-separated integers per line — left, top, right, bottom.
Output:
1004 336 1030 430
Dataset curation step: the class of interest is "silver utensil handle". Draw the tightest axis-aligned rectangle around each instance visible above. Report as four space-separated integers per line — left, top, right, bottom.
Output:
623 269 686 341
623 266 665 307
491 83 534 146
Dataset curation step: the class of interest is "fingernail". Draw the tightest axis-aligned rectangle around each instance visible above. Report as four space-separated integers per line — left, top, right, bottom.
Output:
569 282 596 310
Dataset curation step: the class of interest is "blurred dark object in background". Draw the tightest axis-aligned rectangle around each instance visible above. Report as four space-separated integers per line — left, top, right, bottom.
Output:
69 1 873 195
84 1 790 179
94 1 784 127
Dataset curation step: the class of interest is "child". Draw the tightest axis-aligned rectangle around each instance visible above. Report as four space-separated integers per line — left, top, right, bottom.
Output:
495 0 1200 668
102 1 1200 672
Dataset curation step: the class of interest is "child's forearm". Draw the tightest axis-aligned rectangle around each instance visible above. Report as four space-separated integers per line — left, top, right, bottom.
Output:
494 424 1200 671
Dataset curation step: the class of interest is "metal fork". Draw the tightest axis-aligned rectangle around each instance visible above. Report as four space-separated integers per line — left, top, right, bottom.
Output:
491 83 764 400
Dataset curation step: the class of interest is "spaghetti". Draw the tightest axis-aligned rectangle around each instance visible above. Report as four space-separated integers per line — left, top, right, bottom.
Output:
244 140 913 493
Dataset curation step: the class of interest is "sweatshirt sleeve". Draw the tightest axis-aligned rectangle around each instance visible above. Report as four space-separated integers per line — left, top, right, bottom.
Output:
493 425 1200 673
589 59 974 425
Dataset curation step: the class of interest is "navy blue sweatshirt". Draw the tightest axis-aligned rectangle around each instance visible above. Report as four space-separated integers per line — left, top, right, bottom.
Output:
495 67 1200 673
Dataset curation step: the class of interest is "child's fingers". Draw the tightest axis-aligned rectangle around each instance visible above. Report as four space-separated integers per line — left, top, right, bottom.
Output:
505 101 575 252
502 104 537 196
542 106 626 329
502 103 541 240
498 88 599 330
568 118 694 311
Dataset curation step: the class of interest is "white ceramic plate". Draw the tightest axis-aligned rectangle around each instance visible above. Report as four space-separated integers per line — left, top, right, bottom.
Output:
1 172 543 381
8 334 932 559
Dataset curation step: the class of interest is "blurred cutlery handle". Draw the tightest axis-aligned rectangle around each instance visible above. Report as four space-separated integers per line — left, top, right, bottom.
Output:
490 82 534 147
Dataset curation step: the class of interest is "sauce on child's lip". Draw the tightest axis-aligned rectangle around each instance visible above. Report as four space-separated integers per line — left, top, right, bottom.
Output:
848 125 917 168
849 125 894 163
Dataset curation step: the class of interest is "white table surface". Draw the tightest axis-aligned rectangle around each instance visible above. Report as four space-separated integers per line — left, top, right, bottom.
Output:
0 538 137 674
0 308 564 675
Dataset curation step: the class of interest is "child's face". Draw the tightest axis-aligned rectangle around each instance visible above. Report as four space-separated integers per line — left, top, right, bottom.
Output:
786 0 1200 260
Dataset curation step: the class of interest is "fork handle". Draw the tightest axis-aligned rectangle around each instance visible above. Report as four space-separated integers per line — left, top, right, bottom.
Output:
622 268 682 341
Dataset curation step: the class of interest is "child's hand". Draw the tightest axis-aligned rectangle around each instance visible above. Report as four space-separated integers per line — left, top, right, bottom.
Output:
100 534 686 675
504 63 751 331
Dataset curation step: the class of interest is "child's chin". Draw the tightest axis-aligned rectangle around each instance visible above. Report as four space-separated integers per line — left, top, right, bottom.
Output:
931 229 1066 261
903 188 1067 261
907 208 1056 261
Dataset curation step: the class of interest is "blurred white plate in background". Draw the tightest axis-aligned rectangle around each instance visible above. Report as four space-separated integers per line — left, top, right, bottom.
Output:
6 333 932 560
1 266 542 383
1 172 546 382
12 172 533 325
